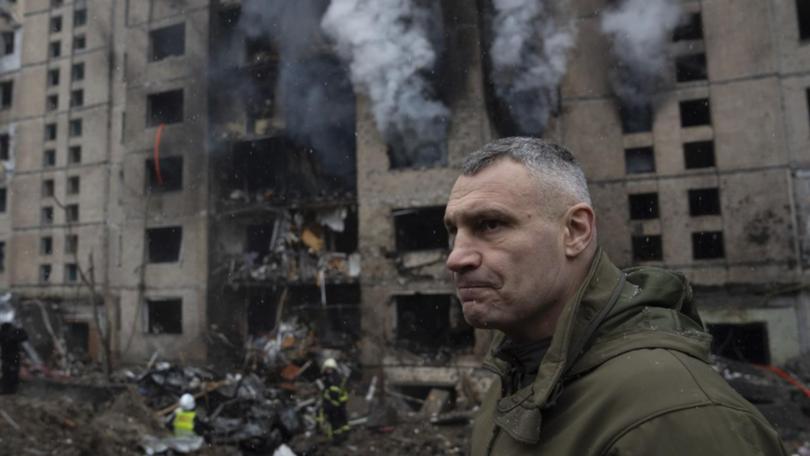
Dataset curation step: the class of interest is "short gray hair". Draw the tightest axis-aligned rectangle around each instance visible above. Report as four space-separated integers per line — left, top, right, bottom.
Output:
462 137 592 207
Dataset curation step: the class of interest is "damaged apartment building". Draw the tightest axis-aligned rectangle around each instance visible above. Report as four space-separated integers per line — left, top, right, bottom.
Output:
1 0 810 396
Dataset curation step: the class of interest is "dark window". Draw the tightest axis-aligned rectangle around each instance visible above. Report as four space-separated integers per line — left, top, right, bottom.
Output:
51 0 63 7
65 203 79 222
395 294 474 353
65 263 78 282
673 12 704 41
69 118 82 136
42 179 54 197
46 94 58 111
71 62 84 81
0 134 8 160
43 149 56 167
393 206 448 252
73 34 86 51
64 322 89 355
150 23 185 61
632 235 663 261
684 141 715 169
73 9 87 27
147 90 184 126
70 89 83 107
48 68 60 86
692 231 725 259
68 146 81 164
65 234 78 254
799 0 810 41
675 53 708 82
708 322 770 364
40 236 53 255
67 176 80 194
625 146 655 174
50 16 62 33
0 188 5 213
45 124 57 141
0 242 5 272
628 193 659 220
0 80 12 108
619 103 653 134
41 206 54 224
1 32 14 55
146 226 182 263
689 188 721 216
50 41 61 58
40 264 52 283
679 98 711 127
147 298 183 334
145 156 183 192
245 224 275 256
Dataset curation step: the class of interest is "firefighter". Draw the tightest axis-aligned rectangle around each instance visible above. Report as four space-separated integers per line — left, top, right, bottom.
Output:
0 322 28 395
320 358 349 443
166 393 204 437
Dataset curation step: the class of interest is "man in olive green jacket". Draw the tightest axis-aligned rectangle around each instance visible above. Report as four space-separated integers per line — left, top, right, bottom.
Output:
444 137 786 455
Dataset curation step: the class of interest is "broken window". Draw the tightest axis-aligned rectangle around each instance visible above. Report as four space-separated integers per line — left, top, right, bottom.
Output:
48 68 60 86
68 145 81 164
43 149 56 166
67 176 80 195
708 322 770 364
40 264 52 283
393 206 448 252
673 12 704 42
679 98 711 127
632 235 663 262
46 94 58 111
44 124 57 142
245 224 275 256
684 140 715 169
0 188 6 213
0 80 12 109
50 41 61 58
65 263 78 282
245 36 279 65
42 179 54 197
689 188 721 216
73 34 86 51
70 89 83 107
146 226 182 263
64 322 89 356
41 236 53 255
247 291 278 336
41 206 54 225
799 0 810 41
147 90 183 126
145 156 183 193
619 103 653 134
73 8 87 27
624 146 655 174
150 23 185 61
69 118 82 137
692 231 725 259
0 134 8 160
65 234 78 255
65 203 79 222
285 285 362 344
71 62 84 81
628 193 659 220
395 294 474 353
675 53 708 82
50 16 63 33
1 32 14 55
146 298 183 334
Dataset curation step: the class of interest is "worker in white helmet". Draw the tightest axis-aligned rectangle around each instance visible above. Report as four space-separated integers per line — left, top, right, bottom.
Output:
319 358 349 443
166 393 206 438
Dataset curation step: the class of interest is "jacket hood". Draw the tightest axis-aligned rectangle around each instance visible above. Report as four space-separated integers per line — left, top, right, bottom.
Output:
481 248 712 444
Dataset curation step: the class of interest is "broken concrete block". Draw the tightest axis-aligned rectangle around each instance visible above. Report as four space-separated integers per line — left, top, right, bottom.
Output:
420 388 450 416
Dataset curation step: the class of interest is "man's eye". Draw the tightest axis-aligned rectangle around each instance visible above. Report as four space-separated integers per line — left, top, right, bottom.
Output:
479 219 502 232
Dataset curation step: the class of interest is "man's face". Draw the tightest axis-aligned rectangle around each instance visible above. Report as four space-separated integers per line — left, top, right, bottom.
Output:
444 159 570 340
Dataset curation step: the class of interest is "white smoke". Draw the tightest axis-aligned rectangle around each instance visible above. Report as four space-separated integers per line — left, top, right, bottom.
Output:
601 0 683 107
322 0 449 168
489 0 576 136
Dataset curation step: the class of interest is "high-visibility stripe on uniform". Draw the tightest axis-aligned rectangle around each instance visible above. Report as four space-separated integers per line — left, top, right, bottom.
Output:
173 410 196 436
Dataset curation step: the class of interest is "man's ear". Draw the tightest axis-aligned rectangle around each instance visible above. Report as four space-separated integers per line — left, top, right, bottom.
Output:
563 203 596 258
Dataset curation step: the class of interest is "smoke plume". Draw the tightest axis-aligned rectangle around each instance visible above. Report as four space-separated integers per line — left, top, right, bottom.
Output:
238 0 357 186
489 0 576 136
601 0 683 110
321 0 449 168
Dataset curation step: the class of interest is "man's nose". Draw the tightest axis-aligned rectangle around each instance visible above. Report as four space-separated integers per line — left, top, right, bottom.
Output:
446 233 482 273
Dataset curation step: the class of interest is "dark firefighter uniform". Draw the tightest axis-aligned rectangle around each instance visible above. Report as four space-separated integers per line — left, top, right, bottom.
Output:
321 362 349 442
